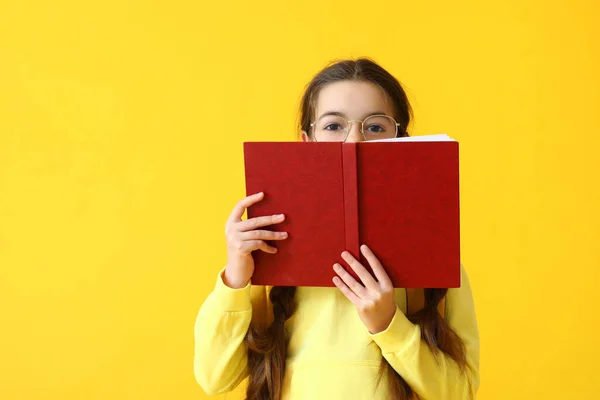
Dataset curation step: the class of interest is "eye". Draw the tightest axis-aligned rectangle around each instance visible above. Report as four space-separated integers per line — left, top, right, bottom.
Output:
365 124 386 133
324 123 345 131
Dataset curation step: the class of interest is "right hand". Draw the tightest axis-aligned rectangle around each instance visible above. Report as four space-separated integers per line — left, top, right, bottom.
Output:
223 192 288 288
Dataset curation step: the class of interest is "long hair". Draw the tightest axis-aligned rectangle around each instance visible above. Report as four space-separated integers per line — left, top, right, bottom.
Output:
244 58 467 400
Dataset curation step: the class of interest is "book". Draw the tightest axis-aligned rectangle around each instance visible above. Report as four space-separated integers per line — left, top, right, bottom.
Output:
242 134 461 288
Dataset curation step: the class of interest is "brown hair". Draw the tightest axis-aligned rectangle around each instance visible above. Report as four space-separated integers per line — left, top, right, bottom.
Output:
244 58 467 400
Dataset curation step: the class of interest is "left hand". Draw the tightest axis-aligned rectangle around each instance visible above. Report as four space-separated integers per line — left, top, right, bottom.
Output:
333 245 397 335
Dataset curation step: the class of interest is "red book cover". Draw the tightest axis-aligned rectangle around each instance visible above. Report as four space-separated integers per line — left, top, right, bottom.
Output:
243 136 461 288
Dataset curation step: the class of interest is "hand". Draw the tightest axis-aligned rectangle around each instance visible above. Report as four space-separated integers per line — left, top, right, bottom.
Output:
333 245 397 334
223 192 288 289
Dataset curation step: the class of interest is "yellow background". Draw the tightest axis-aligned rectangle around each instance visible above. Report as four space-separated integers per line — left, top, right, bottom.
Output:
1 0 599 399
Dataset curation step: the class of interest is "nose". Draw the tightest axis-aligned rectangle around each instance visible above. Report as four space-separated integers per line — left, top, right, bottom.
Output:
345 121 364 143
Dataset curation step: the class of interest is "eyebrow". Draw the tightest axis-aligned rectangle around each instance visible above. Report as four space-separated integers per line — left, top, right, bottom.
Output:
317 111 389 120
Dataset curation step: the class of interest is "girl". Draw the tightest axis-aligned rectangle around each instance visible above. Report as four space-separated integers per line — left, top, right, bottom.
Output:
194 58 480 400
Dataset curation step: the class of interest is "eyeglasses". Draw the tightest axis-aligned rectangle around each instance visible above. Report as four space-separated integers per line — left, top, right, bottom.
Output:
309 114 402 142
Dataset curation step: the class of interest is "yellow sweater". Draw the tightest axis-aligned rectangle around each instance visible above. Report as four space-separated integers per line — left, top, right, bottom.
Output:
194 264 480 399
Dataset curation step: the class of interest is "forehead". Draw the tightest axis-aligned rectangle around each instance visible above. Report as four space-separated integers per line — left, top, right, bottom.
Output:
315 80 395 119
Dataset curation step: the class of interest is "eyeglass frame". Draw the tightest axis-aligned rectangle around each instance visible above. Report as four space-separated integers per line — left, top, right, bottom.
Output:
309 113 404 142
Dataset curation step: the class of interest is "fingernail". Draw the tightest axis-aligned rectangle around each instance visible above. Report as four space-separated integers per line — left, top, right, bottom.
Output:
280 232 288 238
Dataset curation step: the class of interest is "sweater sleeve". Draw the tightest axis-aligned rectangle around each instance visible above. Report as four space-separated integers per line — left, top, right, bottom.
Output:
193 269 269 395
370 264 480 399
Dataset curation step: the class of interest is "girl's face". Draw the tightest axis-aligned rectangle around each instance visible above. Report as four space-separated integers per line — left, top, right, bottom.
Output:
301 80 396 143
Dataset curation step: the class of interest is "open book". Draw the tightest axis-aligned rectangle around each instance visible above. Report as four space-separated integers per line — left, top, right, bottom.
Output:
243 134 460 288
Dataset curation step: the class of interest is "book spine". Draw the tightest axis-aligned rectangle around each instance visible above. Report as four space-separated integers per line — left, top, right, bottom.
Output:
342 143 360 262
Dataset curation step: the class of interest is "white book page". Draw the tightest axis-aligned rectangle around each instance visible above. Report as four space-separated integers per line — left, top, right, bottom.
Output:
369 133 455 142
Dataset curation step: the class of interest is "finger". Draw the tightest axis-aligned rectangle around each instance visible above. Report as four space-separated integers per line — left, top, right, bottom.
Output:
341 251 378 291
333 263 366 298
227 192 264 223
239 230 288 241
254 240 278 254
333 276 361 306
238 240 278 255
236 214 285 232
360 245 392 289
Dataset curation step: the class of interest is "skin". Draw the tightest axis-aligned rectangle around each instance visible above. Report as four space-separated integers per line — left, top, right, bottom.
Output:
224 80 398 334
